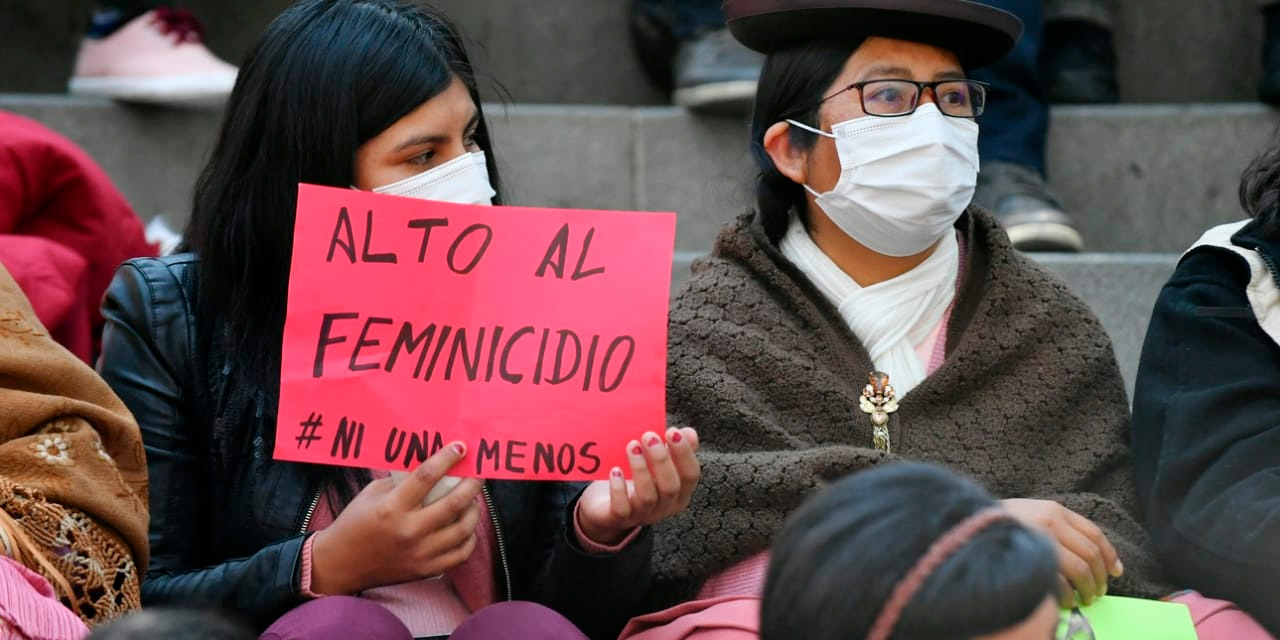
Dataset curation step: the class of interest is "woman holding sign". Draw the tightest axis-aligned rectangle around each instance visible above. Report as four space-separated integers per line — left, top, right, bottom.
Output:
639 0 1269 638
97 2 699 639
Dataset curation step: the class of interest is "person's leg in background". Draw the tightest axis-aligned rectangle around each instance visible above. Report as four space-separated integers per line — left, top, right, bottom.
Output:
1259 0 1280 103
971 0 1084 252
69 0 237 107
1041 0 1119 103
630 0 763 114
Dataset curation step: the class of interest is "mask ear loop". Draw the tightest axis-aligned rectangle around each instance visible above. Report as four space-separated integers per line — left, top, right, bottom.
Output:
781 120 835 198
785 119 836 139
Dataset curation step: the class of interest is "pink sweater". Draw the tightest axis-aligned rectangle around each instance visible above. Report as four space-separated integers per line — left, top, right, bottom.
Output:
0 556 87 640
301 474 637 637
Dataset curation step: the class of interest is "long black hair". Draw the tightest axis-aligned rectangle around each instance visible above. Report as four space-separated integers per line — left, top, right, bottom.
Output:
761 463 1059 640
749 38 863 240
1239 140 1280 238
183 0 501 493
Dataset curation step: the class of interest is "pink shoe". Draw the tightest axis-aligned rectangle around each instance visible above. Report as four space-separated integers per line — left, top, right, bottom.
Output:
69 8 237 107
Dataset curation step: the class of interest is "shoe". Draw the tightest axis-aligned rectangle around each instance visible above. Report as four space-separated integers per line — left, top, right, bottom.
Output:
974 161 1084 252
672 29 763 114
69 8 236 107
1261 4 1280 104
1040 20 1119 104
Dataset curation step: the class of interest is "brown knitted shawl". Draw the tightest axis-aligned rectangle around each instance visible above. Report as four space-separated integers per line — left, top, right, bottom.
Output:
0 261 148 624
653 208 1168 603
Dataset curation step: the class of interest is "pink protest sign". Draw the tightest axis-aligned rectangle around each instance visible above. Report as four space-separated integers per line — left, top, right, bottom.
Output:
275 184 676 481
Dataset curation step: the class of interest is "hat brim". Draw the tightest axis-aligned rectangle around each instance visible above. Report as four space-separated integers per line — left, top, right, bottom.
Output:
725 0 1022 69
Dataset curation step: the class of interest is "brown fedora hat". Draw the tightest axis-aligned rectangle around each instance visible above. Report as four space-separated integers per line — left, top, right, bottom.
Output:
724 0 1022 69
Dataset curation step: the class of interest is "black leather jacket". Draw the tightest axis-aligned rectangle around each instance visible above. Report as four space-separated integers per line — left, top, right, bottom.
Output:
98 255 653 639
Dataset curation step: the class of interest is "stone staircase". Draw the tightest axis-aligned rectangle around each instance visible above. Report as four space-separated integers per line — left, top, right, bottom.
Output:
3 0 1279 396
2 0 1267 105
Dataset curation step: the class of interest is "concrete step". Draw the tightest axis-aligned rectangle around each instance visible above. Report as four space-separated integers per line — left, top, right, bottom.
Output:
0 0 664 105
671 251 1177 400
1024 252 1173 399
2 95 1173 397
4 95 1273 254
629 102 1280 255
444 0 1272 106
0 0 1266 104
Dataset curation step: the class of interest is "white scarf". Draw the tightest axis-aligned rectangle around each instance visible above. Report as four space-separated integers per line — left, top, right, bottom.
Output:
779 216 959 395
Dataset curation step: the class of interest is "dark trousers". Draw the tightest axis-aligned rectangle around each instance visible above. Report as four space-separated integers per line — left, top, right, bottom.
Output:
647 0 1050 176
636 0 725 39
971 0 1050 176
97 0 164 17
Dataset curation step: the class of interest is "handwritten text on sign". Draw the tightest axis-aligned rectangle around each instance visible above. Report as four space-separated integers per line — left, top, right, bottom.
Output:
275 184 676 480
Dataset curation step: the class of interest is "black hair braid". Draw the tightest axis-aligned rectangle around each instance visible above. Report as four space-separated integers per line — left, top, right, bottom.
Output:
748 37 862 240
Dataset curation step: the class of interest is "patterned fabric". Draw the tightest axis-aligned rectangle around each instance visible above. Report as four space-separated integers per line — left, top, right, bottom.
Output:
0 261 148 625
652 208 1169 604
0 479 139 625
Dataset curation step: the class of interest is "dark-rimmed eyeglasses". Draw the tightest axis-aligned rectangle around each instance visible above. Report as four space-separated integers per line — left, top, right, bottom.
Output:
820 78 990 119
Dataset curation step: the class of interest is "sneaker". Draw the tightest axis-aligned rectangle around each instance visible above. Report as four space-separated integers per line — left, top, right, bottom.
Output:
1261 4 1280 104
672 29 763 114
974 161 1084 252
69 8 236 107
1040 20 1119 104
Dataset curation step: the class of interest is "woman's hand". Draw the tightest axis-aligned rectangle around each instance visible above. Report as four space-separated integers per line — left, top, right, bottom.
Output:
576 428 701 546
1001 498 1124 607
310 442 481 595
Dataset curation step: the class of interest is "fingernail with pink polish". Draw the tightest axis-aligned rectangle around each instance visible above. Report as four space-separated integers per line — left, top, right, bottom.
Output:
669 430 683 444
611 467 624 479
630 443 643 456
451 443 466 456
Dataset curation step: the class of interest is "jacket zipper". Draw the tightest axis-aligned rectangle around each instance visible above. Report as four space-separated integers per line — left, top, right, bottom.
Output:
1255 247 1280 289
297 489 322 534
1232 236 1280 289
481 484 513 601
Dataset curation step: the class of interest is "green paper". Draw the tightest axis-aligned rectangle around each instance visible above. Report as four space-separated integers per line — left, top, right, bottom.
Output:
1074 596 1198 640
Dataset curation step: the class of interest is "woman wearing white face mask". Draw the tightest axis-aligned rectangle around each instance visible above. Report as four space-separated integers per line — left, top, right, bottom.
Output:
620 1 1213 638
95 2 700 639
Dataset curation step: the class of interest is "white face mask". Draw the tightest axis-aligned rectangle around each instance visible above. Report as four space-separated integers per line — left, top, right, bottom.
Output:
371 151 496 205
787 103 979 257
